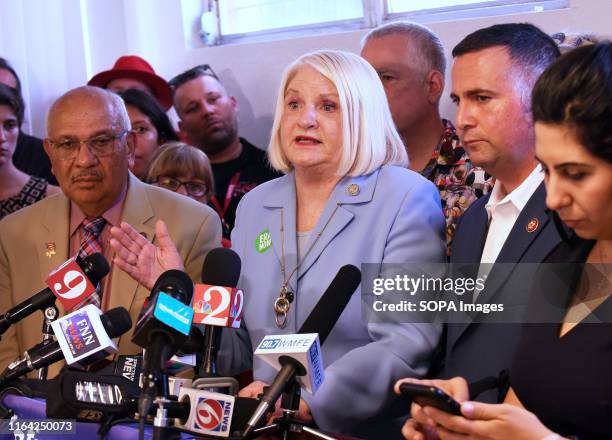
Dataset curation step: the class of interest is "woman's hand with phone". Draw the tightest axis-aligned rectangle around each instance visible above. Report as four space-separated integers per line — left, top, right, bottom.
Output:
394 377 469 440
418 401 558 440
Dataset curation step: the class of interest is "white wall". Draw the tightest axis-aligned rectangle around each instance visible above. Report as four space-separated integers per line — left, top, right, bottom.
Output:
1 0 610 147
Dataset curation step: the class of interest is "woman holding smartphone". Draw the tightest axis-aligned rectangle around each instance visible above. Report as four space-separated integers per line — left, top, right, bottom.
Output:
397 42 612 440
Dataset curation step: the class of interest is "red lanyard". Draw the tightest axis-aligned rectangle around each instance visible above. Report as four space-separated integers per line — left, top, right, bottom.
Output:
210 171 240 225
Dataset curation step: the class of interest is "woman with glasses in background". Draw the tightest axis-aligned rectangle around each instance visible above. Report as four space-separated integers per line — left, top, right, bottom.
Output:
0 84 59 220
146 141 214 204
119 89 179 180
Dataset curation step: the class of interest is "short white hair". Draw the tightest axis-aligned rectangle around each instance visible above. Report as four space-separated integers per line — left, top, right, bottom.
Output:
268 50 408 176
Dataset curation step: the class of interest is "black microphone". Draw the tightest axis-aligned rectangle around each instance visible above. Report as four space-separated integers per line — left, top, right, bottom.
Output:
177 326 206 356
199 248 242 376
131 269 194 418
0 307 132 385
0 253 109 336
242 264 361 438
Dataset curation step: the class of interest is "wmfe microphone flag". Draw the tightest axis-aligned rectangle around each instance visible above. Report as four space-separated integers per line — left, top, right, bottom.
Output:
243 264 362 437
0 306 132 384
0 253 109 336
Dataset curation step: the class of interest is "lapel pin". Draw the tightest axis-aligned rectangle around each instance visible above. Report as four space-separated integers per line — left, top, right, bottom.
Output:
45 242 57 259
347 183 360 196
526 218 539 233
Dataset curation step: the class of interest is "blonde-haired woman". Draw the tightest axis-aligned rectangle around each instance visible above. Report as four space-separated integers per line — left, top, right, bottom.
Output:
146 141 214 204
111 50 446 439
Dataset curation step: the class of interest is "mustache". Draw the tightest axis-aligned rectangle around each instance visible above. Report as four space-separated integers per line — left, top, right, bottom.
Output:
71 171 103 182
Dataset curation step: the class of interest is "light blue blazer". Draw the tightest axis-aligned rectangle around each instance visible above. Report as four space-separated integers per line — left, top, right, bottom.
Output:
219 165 446 439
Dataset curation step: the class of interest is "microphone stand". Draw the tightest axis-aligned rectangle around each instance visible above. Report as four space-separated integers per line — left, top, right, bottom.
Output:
247 377 334 440
200 325 221 377
152 395 181 440
38 305 58 381
141 346 181 440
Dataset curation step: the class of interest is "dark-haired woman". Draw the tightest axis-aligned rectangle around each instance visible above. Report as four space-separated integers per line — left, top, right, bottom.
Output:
0 84 59 220
399 42 612 440
119 89 179 179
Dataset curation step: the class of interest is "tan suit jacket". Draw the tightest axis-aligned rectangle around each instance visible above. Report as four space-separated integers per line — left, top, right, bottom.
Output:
0 173 221 377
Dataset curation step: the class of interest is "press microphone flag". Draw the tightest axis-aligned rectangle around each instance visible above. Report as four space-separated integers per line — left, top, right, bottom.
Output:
174 386 236 438
0 306 131 384
193 248 243 329
254 334 323 394
0 253 109 335
193 284 244 329
52 304 122 368
132 270 195 349
194 248 242 377
46 254 109 311
243 264 361 438
254 264 361 394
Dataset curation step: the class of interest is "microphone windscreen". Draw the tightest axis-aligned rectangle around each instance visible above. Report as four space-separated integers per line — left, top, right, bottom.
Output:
100 307 132 338
151 269 194 304
201 248 241 287
298 264 361 343
79 253 110 285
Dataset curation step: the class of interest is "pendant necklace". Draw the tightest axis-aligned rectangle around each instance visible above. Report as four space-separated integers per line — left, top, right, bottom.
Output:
274 204 340 328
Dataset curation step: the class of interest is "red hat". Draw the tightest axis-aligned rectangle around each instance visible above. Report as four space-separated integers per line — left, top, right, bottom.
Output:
88 55 172 111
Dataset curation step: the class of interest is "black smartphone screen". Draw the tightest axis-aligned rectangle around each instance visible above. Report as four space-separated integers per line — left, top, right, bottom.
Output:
399 383 463 416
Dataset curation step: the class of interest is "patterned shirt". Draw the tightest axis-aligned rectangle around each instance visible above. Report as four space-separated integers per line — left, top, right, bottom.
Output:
420 119 493 252
0 176 48 221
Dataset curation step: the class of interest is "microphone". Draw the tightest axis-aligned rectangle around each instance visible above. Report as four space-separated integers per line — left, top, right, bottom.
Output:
174 385 259 438
242 264 361 437
131 269 194 418
0 306 131 385
0 253 109 335
114 354 144 384
46 367 145 424
193 248 242 376
167 326 205 376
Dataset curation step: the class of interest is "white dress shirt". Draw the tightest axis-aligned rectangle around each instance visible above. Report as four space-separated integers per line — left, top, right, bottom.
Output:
480 165 544 263
474 165 543 301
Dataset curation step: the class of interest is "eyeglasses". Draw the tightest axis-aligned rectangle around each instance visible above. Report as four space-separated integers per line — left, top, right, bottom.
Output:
169 64 219 89
153 176 209 198
47 131 129 160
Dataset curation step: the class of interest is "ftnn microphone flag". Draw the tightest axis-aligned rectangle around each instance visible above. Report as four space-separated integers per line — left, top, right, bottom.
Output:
0 306 131 385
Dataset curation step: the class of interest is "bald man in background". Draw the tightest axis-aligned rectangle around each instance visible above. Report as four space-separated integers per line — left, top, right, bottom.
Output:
0 86 220 376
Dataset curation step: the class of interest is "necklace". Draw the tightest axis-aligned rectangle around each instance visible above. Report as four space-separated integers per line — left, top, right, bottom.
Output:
274 203 341 328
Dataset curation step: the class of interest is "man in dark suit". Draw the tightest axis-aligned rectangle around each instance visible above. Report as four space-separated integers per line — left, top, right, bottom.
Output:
399 24 563 420
439 23 563 402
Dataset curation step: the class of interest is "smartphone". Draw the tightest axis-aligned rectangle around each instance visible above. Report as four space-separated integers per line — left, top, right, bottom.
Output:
399 383 462 416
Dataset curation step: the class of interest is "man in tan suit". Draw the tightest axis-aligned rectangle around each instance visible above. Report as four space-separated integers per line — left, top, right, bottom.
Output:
0 86 221 376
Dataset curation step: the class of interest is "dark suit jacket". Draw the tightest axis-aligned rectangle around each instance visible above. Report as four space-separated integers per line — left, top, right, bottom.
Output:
441 182 563 402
